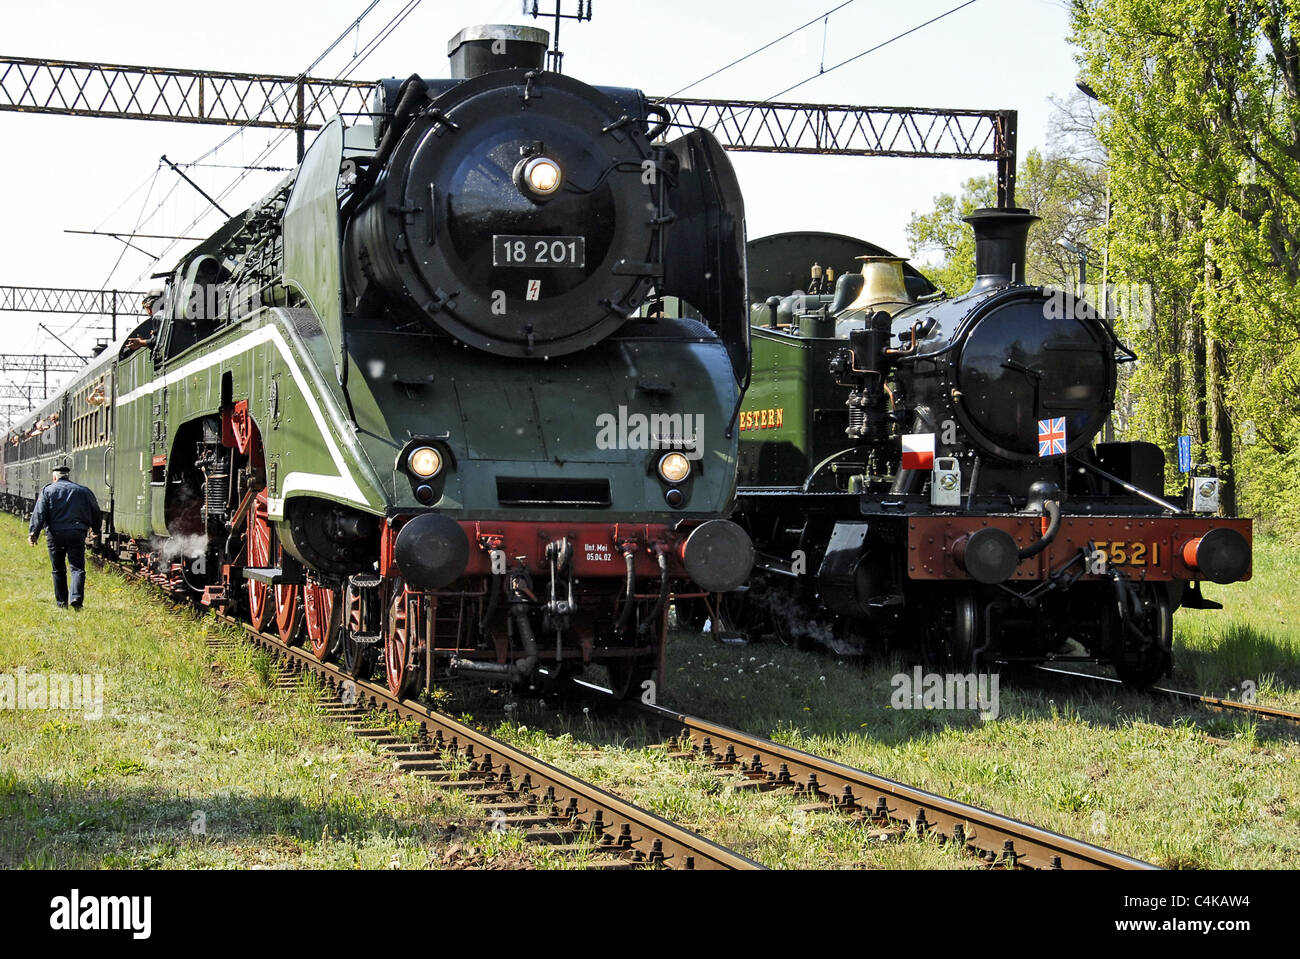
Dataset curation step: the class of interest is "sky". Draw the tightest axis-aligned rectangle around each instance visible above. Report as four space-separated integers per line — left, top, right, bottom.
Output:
0 0 1085 417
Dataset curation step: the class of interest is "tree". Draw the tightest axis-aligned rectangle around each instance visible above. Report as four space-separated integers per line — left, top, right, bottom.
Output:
905 148 1108 295
905 175 995 294
1070 0 1300 535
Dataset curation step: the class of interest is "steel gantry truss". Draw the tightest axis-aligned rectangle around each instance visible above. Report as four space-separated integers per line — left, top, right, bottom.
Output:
659 98 1017 204
0 56 1018 202
0 56 374 157
0 353 85 373
0 285 144 317
0 288 135 414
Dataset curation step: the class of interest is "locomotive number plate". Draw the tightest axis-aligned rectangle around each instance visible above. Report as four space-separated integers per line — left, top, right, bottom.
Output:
493 235 586 268
1092 540 1161 567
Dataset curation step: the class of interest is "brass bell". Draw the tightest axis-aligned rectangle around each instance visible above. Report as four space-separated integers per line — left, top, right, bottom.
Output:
845 256 912 316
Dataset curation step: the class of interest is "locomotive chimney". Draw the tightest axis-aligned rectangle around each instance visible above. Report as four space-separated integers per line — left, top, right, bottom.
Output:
964 207 1039 291
448 24 550 79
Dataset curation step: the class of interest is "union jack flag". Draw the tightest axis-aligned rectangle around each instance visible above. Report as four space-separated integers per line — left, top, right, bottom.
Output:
1038 417 1067 457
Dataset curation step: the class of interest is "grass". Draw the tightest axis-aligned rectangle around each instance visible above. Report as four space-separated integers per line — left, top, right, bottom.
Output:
5 506 1297 870
0 514 572 869
1175 541 1300 708
470 539 1300 869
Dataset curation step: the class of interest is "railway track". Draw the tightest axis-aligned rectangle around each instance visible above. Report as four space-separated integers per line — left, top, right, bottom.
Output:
216 612 764 870
99 554 1151 870
1032 665 1300 727
570 680 1153 870
102 555 760 871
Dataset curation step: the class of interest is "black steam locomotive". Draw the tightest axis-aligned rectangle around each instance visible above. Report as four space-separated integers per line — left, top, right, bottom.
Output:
719 210 1252 686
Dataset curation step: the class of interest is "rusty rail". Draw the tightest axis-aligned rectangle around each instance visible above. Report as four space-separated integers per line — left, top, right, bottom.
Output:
1034 665 1300 727
211 610 763 871
568 679 1153 870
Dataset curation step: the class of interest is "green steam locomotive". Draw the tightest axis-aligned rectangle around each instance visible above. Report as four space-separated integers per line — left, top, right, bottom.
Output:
2 23 754 699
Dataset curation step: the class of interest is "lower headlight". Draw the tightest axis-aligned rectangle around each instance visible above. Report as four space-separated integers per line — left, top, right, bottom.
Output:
658 451 691 483
408 446 442 478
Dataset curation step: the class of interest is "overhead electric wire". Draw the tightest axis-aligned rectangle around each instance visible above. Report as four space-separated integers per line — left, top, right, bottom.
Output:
695 0 981 143
139 0 425 278
659 0 860 99
32 161 162 357
190 0 384 165
18 0 400 369
762 0 981 103
105 0 395 293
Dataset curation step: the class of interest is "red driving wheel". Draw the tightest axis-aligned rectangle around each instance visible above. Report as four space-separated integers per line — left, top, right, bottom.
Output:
384 580 424 699
246 489 271 631
305 575 341 662
274 545 302 645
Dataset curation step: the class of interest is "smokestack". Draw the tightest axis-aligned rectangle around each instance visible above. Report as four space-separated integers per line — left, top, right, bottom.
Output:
964 207 1039 291
448 24 549 79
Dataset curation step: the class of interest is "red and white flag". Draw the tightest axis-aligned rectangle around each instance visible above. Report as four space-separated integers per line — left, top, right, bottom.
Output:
901 432 935 471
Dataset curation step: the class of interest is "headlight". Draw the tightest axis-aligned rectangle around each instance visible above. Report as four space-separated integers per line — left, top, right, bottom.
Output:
657 452 691 484
408 446 442 478
522 156 563 197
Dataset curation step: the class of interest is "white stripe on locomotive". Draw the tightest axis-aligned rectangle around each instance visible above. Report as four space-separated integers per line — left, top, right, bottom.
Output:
114 324 369 511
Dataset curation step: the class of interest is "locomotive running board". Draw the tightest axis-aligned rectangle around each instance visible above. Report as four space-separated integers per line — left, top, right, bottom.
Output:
241 566 282 584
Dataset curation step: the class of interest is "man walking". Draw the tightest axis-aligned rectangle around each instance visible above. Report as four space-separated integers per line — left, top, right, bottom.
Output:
28 464 103 610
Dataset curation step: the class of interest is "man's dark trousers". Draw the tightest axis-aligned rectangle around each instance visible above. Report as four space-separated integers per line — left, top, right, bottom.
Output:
47 529 87 608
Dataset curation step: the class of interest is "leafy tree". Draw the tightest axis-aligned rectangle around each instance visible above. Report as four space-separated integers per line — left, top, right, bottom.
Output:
1070 0 1300 536
905 175 995 294
905 149 1108 296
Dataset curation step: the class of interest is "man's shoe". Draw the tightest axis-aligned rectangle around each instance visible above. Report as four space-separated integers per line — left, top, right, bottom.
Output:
70 604 82 611
56 603 68 609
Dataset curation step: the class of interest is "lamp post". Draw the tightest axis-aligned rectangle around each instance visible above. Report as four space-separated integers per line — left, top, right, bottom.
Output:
1075 78 1112 319
1057 238 1088 293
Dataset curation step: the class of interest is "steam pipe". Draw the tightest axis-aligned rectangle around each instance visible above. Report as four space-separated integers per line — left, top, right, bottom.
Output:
639 549 670 635
617 550 636 632
1017 500 1061 560
478 554 503 630
452 604 539 682
373 74 428 171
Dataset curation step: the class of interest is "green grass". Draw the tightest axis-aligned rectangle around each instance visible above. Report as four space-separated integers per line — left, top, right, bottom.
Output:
470 539 1300 869
0 514 566 869
1175 541 1300 708
6 507 1296 870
